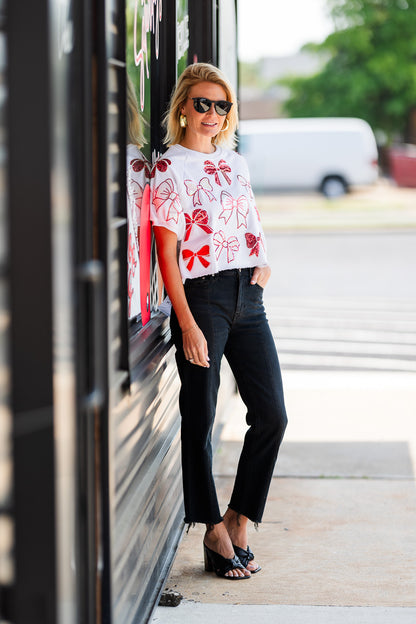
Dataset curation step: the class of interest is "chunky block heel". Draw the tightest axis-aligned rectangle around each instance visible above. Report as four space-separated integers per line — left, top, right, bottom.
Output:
204 545 214 572
203 543 250 580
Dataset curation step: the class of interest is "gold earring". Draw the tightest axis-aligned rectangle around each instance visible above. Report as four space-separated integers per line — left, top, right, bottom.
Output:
180 114 188 128
220 118 230 132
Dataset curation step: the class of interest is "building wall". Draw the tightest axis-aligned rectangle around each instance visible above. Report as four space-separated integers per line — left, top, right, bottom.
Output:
1 2 237 624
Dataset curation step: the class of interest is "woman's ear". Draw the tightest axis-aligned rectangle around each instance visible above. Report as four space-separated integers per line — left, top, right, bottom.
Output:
181 95 190 114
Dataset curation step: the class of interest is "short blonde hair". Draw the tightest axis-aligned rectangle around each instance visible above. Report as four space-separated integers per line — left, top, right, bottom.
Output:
163 63 238 149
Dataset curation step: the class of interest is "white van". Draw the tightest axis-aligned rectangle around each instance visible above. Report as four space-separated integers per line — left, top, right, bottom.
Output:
238 117 379 197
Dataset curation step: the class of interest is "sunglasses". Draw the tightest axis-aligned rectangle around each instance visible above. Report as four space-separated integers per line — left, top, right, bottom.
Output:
190 97 233 116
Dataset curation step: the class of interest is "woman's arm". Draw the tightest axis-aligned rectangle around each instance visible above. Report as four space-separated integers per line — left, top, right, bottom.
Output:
153 226 210 368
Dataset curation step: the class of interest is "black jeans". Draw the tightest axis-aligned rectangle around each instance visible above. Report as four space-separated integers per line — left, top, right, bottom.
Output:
171 268 287 525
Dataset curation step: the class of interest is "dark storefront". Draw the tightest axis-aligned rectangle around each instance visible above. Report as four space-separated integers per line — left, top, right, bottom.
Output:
0 1 237 623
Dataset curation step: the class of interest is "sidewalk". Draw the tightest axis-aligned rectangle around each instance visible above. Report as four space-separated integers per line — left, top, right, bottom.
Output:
152 189 416 623
152 370 416 623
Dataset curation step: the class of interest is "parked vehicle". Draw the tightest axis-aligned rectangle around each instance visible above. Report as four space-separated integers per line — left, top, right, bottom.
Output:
238 117 379 197
389 144 416 187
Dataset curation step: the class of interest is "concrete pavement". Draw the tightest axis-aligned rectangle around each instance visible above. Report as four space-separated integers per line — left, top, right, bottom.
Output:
153 604 416 624
152 370 416 623
152 187 416 623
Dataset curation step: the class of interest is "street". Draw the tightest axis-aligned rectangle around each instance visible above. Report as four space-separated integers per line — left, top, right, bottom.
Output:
265 229 416 373
266 229 416 300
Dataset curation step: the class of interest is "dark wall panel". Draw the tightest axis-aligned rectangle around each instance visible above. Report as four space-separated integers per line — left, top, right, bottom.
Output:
7 1 56 621
112 334 183 623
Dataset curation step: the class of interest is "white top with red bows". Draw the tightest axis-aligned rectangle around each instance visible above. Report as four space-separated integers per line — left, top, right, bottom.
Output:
127 144 148 318
150 144 267 280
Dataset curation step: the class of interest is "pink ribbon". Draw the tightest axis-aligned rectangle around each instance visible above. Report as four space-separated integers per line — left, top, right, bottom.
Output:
219 192 249 228
153 178 182 223
213 231 240 263
184 177 215 206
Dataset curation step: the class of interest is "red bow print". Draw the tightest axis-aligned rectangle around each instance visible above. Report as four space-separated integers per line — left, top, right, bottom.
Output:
184 177 215 206
184 209 213 242
219 192 249 229
237 174 254 199
127 178 142 254
155 158 171 172
182 245 211 271
153 178 182 223
203 159 232 186
130 158 152 178
127 232 138 317
148 158 172 178
128 179 143 214
127 269 134 317
213 231 240 263
245 232 263 257
128 231 138 268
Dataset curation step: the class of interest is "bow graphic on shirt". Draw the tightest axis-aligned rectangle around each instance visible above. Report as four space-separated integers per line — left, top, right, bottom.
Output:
182 245 211 271
129 179 143 214
213 231 240 263
127 269 135 317
153 178 182 223
130 158 152 178
184 209 213 242
128 231 138 269
127 179 142 249
127 232 138 317
245 232 264 257
219 192 249 229
203 159 232 186
148 158 172 178
237 174 254 199
184 177 215 206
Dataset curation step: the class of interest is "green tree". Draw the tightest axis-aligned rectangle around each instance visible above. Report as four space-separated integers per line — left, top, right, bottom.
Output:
281 0 416 142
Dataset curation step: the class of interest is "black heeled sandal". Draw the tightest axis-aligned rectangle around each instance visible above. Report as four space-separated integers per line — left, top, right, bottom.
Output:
203 543 250 580
233 544 261 574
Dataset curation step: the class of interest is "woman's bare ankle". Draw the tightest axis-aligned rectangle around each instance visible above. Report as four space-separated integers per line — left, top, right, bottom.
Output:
204 522 235 559
223 509 249 548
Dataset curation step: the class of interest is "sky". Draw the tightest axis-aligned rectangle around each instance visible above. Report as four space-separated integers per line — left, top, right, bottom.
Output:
237 0 334 62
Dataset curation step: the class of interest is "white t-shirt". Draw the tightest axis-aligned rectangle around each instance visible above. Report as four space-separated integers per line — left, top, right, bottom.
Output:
127 144 148 318
150 144 267 280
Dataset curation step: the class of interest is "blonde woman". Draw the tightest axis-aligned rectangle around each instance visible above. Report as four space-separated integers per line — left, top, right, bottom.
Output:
151 63 287 580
